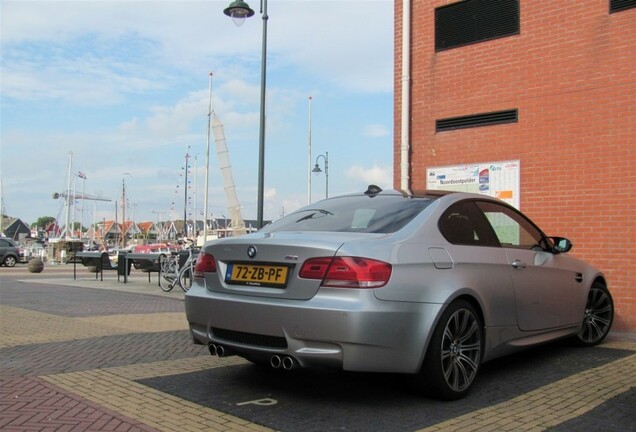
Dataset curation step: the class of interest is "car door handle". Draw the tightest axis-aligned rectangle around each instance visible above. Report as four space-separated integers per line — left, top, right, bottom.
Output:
511 259 527 269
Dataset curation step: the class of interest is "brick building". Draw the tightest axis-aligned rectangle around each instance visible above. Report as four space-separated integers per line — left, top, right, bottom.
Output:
394 1 635 330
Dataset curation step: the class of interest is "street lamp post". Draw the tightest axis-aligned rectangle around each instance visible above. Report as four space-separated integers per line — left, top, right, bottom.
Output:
312 152 329 199
224 0 267 228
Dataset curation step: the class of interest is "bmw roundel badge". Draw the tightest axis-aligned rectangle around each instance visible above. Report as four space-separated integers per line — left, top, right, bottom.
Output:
247 245 257 259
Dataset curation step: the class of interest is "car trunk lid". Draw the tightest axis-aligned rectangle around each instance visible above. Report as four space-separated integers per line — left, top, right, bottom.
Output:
202 231 379 300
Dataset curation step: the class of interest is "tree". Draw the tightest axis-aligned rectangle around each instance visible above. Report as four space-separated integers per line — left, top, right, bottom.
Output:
33 216 56 230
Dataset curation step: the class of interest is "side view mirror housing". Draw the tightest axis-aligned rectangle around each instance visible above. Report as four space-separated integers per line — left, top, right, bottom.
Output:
549 237 573 254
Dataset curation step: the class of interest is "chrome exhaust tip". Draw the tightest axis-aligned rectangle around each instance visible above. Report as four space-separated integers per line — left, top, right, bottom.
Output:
216 345 226 357
208 344 217 356
270 354 282 369
282 356 296 370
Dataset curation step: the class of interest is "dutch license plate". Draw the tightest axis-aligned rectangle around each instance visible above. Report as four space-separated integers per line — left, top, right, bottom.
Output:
226 263 289 287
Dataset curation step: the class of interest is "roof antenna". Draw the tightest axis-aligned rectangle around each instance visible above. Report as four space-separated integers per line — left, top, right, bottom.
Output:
364 185 383 196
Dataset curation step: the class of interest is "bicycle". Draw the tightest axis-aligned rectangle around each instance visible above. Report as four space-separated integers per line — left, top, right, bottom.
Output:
158 248 199 292
176 248 199 291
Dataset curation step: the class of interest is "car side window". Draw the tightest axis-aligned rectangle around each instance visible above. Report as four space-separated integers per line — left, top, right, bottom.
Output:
439 201 499 247
474 201 545 250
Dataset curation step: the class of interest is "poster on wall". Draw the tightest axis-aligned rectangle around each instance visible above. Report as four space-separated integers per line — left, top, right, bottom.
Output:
426 160 521 209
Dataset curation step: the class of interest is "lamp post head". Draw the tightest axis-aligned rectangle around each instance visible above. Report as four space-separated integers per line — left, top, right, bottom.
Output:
312 163 322 174
224 0 255 26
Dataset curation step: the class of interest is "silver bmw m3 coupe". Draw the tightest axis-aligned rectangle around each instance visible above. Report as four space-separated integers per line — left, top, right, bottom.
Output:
185 186 614 400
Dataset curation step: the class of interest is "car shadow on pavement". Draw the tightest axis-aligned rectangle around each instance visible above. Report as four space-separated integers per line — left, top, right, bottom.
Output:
138 341 632 432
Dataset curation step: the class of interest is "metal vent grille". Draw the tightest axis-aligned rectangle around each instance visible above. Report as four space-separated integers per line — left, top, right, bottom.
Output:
436 0 520 51
436 110 518 132
610 0 636 13
212 327 288 349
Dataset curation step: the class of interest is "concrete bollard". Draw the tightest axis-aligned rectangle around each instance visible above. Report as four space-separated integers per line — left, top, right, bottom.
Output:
28 258 44 273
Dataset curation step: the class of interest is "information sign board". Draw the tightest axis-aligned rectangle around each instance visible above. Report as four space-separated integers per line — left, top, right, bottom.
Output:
426 160 521 209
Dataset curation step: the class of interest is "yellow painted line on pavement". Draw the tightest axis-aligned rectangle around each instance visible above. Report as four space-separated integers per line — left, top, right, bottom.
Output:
417 353 636 432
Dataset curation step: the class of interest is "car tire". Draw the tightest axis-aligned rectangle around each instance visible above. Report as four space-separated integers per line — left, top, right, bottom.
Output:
4 255 17 267
574 282 614 347
418 299 483 400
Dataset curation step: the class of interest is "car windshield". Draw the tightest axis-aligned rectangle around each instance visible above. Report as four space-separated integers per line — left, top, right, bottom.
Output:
261 194 436 234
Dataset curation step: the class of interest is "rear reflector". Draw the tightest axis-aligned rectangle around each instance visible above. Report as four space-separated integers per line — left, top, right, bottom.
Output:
299 257 392 288
193 252 216 278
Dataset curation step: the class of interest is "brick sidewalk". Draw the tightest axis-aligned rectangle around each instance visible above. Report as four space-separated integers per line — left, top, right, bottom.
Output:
1 267 262 431
1 265 635 431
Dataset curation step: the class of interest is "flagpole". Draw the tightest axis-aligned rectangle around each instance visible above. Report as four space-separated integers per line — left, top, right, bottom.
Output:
307 96 312 204
203 72 213 244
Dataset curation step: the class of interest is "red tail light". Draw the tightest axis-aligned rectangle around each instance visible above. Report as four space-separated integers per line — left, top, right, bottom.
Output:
299 257 392 288
193 252 216 278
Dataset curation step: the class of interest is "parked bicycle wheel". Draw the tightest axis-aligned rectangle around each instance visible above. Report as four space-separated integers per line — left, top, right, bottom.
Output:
159 273 177 292
178 266 193 291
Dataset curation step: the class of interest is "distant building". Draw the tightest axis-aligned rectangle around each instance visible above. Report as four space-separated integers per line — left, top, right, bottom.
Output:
1 217 31 240
137 221 159 241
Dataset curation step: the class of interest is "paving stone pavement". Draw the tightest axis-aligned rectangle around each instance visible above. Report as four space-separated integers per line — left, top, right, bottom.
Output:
1 264 635 431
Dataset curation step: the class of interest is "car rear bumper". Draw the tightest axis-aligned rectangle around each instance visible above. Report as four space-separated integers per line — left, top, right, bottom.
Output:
185 281 443 374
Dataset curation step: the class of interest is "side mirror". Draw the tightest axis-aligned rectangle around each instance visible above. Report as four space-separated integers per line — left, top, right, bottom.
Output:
550 237 572 254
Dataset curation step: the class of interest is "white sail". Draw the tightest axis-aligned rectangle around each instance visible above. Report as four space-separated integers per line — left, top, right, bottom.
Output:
212 112 246 236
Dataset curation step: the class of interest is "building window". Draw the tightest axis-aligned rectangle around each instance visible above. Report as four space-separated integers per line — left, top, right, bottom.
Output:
436 110 518 132
610 0 636 13
435 0 520 51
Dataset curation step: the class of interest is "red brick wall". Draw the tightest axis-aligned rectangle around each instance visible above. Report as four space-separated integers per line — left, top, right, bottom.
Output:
394 1 635 331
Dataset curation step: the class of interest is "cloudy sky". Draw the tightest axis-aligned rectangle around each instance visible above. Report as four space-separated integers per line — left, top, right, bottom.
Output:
1 0 394 229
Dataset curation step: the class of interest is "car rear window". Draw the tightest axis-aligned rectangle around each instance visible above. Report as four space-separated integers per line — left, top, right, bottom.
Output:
261 195 436 233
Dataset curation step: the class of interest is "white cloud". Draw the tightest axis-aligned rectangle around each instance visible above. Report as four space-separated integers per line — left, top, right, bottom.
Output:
345 164 392 189
0 1 394 224
362 124 391 138
1 1 393 99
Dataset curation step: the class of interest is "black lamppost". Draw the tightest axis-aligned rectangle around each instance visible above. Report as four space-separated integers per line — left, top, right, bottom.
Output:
224 0 267 228
312 152 329 199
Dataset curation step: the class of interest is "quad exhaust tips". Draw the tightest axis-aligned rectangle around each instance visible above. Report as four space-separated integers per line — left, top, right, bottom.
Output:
270 354 296 370
208 344 296 369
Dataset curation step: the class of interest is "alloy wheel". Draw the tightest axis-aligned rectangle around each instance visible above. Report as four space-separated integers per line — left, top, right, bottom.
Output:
578 284 613 345
440 308 482 393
